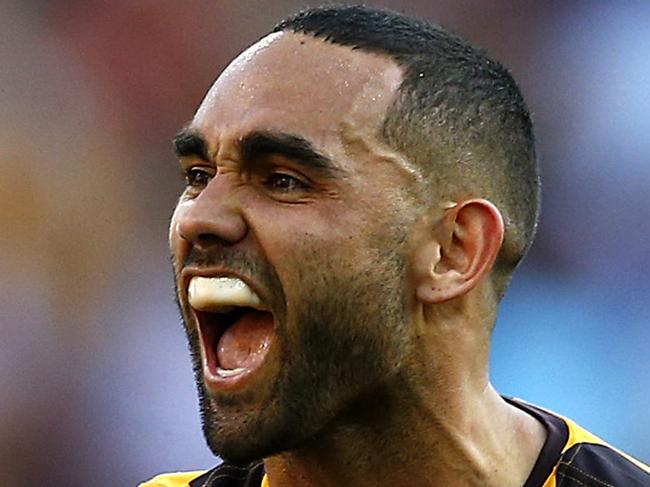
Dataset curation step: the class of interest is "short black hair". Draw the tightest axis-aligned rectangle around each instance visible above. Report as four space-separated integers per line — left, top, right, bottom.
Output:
274 5 540 297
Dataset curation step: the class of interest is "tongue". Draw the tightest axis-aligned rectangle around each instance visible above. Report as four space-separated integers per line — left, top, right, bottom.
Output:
217 310 274 370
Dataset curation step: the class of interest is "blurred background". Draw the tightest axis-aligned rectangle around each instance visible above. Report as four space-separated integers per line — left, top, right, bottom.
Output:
1 0 649 485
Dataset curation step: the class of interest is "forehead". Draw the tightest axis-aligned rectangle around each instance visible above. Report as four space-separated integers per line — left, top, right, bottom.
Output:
191 31 403 154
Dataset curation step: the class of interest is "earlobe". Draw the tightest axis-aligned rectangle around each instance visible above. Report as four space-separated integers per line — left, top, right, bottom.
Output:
414 240 444 303
414 199 504 305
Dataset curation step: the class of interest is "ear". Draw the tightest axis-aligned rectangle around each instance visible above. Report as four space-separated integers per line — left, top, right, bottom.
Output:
414 199 504 304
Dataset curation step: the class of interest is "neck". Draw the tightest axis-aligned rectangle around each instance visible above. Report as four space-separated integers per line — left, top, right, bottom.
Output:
264 302 546 487
263 378 546 487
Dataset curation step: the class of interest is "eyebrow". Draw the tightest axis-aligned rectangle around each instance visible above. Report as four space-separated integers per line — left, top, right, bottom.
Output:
172 128 209 161
238 131 341 178
172 127 342 178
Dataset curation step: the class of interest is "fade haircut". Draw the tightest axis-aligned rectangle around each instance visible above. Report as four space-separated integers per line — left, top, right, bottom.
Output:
274 5 540 298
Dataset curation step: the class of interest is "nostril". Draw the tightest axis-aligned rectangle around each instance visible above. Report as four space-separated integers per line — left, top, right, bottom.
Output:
196 233 237 247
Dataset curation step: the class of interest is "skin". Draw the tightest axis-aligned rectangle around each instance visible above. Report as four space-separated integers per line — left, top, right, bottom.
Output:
170 32 546 487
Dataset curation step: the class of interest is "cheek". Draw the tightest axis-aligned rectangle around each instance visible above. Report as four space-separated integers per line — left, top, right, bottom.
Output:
252 200 363 248
248 196 402 283
253 213 353 271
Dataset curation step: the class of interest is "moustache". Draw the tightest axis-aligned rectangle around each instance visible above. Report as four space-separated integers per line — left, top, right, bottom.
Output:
183 247 266 275
175 246 285 306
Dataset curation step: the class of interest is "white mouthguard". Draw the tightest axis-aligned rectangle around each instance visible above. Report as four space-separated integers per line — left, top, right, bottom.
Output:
188 276 264 311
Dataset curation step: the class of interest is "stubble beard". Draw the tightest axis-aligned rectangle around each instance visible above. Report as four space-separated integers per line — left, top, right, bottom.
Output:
177 244 410 464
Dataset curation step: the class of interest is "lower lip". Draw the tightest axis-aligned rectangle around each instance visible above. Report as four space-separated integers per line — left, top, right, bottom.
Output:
203 362 257 393
200 314 275 393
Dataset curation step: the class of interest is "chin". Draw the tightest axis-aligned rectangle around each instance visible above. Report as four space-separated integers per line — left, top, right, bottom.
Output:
201 397 306 463
206 434 284 464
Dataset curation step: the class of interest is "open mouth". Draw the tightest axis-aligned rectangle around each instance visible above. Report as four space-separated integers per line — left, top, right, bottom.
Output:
195 307 274 378
187 276 275 387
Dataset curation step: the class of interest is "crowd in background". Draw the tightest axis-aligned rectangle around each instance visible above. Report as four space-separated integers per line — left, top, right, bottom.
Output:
1 1 649 485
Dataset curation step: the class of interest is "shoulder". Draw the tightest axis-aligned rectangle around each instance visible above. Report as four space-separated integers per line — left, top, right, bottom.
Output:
138 470 206 487
555 415 650 486
507 398 650 487
140 461 265 487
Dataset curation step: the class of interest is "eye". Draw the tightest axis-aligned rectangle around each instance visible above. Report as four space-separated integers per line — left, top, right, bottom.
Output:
185 167 213 188
264 172 309 193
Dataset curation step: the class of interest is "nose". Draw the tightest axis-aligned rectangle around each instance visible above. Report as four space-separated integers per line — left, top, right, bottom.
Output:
174 175 248 247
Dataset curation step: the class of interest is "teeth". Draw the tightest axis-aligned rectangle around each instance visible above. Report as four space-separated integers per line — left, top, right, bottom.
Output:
216 367 246 377
188 276 264 311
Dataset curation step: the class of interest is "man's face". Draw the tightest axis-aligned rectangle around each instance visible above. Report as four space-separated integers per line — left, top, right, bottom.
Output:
170 32 419 461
